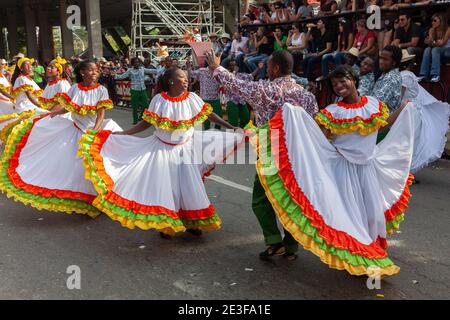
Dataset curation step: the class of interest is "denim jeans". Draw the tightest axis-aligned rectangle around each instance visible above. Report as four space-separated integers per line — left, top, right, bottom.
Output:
245 53 269 72
420 46 450 77
301 54 323 81
321 52 338 77
221 53 244 69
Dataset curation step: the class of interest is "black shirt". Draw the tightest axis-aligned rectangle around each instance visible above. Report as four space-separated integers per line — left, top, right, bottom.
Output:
313 29 334 53
258 36 274 56
395 23 421 44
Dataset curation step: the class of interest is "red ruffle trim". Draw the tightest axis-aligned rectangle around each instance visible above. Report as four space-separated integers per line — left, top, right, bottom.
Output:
56 92 112 112
336 96 368 109
269 110 396 259
160 91 190 102
6 115 96 203
90 130 216 221
77 83 101 91
143 102 210 126
384 174 414 222
320 101 385 124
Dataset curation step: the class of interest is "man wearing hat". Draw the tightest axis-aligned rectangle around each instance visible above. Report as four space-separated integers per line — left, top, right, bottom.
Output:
209 33 223 56
220 32 249 69
343 47 360 75
219 33 232 64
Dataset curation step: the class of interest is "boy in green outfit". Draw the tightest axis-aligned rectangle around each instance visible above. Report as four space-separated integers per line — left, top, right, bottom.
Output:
114 57 159 124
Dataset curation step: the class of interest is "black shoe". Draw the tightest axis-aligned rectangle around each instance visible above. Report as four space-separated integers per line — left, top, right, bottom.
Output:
159 232 172 239
412 179 421 185
186 229 203 236
283 252 298 261
259 243 285 259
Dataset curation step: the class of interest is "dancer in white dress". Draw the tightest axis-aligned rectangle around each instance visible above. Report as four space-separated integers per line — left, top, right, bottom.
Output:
399 51 450 174
0 60 122 217
39 57 72 111
251 65 416 277
0 57 48 142
0 67 16 121
78 67 245 236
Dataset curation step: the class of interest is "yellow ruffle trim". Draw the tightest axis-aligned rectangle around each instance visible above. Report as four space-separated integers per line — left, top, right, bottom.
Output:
0 114 35 144
0 120 100 218
256 162 400 277
315 103 390 136
92 198 221 236
12 85 42 99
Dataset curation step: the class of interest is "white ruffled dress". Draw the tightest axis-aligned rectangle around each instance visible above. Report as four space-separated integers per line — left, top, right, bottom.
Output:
400 70 450 173
0 76 48 142
0 83 122 217
78 91 245 235
39 79 72 110
252 96 416 277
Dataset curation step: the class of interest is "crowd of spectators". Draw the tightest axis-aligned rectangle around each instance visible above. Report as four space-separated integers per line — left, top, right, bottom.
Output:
222 0 450 87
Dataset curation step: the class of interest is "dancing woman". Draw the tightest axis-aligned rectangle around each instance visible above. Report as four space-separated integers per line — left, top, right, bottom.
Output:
251 65 416 277
78 67 245 236
0 57 48 142
399 50 450 174
39 57 72 111
0 60 122 217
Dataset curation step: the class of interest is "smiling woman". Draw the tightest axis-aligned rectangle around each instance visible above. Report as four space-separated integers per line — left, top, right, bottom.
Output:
248 65 417 277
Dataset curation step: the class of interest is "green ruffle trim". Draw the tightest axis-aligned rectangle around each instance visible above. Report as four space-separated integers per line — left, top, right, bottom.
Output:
142 103 213 131
0 119 100 217
256 124 395 269
315 103 390 136
386 214 405 235
78 131 221 231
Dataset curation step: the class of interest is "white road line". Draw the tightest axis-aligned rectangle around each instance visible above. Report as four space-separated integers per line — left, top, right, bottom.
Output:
206 175 253 194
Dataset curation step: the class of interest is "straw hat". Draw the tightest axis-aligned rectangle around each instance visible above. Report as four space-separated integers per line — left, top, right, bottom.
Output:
220 33 231 40
347 47 360 58
401 49 415 63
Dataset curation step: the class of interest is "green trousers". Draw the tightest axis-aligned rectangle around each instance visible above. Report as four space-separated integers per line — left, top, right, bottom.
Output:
131 89 149 125
203 99 222 130
252 174 299 254
226 102 251 128
376 127 390 143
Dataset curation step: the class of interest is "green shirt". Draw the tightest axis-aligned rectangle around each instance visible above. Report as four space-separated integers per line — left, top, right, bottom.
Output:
33 65 45 83
274 36 288 52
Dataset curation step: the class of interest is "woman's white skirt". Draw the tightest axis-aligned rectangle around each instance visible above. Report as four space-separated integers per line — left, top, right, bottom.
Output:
252 103 416 277
78 128 245 235
0 114 122 217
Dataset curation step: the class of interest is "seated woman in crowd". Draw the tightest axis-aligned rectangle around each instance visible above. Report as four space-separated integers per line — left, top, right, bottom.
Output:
319 18 355 80
418 12 450 83
287 22 310 74
245 27 273 79
289 0 313 21
378 0 398 53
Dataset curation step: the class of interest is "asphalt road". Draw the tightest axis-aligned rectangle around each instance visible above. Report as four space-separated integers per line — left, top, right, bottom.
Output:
0 108 449 300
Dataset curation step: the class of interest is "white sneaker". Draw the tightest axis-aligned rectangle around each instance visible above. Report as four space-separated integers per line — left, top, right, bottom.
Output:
416 76 425 82
430 76 440 82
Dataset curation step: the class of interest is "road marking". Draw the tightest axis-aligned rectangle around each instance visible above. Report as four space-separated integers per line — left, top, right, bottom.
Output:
206 175 253 194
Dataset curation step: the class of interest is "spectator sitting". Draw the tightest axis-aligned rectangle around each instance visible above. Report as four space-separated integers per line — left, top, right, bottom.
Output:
33 59 46 89
358 56 375 96
240 30 259 72
274 27 289 52
219 33 233 63
393 0 432 9
349 18 377 59
319 18 355 79
418 12 450 83
289 0 313 20
302 19 333 82
245 27 273 79
221 31 249 69
287 22 310 74
209 33 223 56
371 45 403 112
391 12 423 58
378 0 397 52
274 1 291 23
343 47 360 76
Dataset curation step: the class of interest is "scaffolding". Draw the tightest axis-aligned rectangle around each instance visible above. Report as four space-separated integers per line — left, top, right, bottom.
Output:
130 0 225 62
